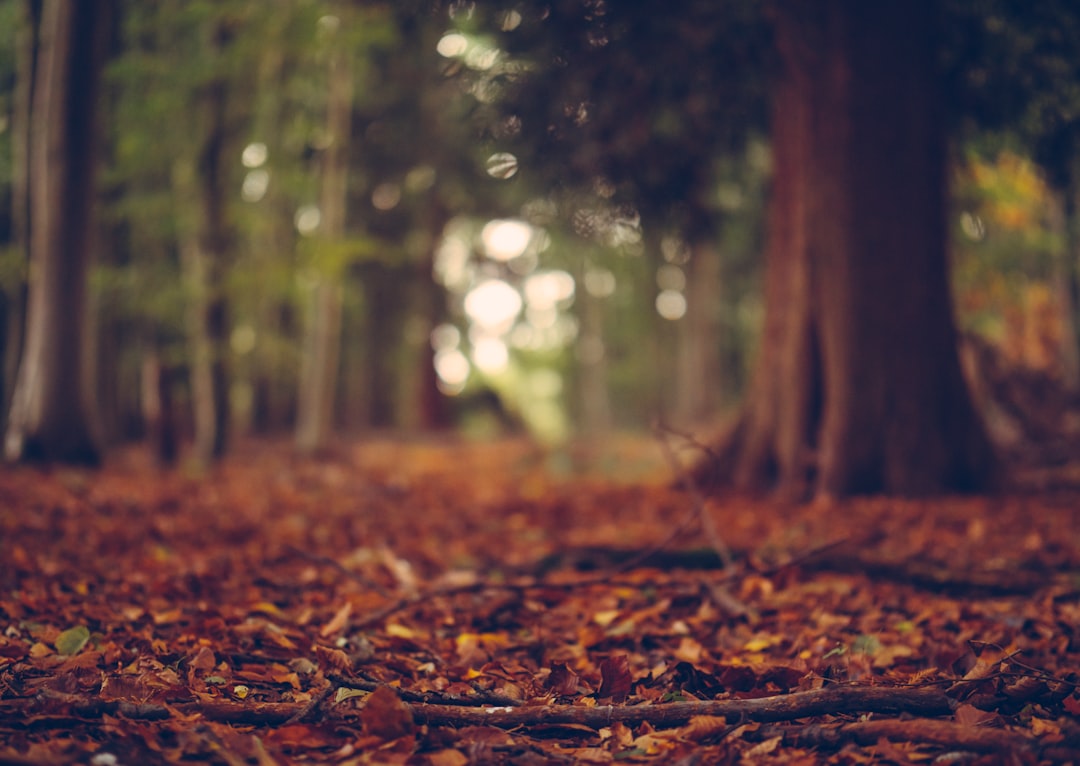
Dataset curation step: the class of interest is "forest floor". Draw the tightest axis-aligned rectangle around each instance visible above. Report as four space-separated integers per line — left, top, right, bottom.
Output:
1 435 1079 765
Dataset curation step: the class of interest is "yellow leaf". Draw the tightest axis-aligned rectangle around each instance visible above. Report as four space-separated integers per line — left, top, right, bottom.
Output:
251 601 283 617
386 623 416 639
593 610 620 627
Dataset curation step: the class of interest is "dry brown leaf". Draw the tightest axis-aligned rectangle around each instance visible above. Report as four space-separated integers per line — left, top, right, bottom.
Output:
361 685 416 741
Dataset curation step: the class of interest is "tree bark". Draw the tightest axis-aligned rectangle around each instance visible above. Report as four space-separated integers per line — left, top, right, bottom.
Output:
175 23 234 466
674 232 723 427
296 37 351 453
5 0 107 465
699 0 996 498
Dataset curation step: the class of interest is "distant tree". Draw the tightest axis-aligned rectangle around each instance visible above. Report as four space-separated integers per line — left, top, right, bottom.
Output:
296 9 351 454
5 0 109 464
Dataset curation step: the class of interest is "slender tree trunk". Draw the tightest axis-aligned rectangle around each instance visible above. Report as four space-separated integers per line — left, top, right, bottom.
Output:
296 38 351 453
576 260 612 435
698 0 995 498
674 233 723 426
5 0 107 465
249 45 297 434
174 25 234 466
141 345 178 466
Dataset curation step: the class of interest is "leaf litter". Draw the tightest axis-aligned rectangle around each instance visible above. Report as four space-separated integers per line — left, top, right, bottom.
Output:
1 437 1079 764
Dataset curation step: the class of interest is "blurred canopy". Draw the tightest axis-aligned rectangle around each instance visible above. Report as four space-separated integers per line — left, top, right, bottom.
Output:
0 0 1078 464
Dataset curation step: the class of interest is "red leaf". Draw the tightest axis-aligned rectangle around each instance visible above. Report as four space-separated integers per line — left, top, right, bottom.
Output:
545 662 580 697
361 685 416 741
598 655 632 702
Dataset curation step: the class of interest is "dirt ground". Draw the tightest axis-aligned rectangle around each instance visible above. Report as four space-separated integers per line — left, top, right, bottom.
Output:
1 437 1079 764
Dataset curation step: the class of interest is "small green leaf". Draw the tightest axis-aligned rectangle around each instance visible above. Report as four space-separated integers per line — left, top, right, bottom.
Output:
823 644 847 660
55 625 90 656
852 635 882 656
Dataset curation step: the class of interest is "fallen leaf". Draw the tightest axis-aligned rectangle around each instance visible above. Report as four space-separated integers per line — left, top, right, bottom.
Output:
545 662 580 696
319 601 352 637
597 655 632 702
361 685 415 741
54 626 90 656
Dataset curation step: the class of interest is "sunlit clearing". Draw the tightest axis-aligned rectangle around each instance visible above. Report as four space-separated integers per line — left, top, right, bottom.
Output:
528 368 562 398
584 268 616 298
230 325 256 355
657 264 686 291
435 348 470 390
507 249 538 276
465 44 499 70
656 289 687 321
960 211 986 241
661 235 691 265
509 324 536 350
430 322 461 352
486 152 518 179
241 170 269 203
464 279 522 331
524 398 567 444
716 182 744 211
499 10 522 31
448 1 475 21
241 142 267 168
482 219 533 261
557 315 579 344
437 32 468 57
472 336 510 374
405 165 437 192
522 197 558 225
526 305 558 329
317 14 341 36
295 205 321 236
524 270 574 309
372 182 401 211
434 231 472 290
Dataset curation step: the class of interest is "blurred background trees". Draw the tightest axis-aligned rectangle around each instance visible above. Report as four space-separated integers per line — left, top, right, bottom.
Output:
0 0 1077 483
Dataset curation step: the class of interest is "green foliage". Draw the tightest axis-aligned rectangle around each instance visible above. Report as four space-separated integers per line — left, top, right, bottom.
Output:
952 148 1062 350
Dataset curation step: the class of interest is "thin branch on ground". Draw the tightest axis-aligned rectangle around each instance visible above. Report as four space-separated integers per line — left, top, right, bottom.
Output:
754 718 1055 757
3 684 956 730
405 685 955 728
654 422 734 571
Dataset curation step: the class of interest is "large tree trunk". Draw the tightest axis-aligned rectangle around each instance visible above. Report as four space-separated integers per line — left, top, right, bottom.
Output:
5 0 107 465
296 38 351 453
699 0 996 498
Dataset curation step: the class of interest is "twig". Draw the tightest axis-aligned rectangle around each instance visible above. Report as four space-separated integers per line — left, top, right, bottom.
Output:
755 718 1048 756
654 422 734 571
6 684 956 729
406 685 955 727
328 673 525 708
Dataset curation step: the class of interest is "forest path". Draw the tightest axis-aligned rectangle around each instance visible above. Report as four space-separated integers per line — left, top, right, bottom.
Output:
1 438 1078 763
